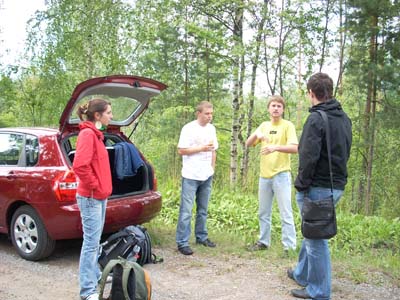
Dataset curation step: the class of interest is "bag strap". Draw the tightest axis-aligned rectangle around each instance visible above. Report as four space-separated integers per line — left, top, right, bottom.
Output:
122 260 150 300
122 261 135 300
317 110 334 193
98 259 122 300
101 230 130 247
139 226 164 265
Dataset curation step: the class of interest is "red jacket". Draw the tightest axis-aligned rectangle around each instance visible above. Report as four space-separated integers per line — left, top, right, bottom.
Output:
73 121 112 200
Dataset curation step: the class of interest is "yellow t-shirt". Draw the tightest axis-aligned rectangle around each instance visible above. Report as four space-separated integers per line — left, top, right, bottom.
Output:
253 119 298 179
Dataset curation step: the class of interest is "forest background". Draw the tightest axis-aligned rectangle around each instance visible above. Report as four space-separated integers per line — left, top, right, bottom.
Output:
0 0 399 284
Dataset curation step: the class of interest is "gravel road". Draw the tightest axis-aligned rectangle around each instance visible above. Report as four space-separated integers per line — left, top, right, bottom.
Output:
0 234 399 300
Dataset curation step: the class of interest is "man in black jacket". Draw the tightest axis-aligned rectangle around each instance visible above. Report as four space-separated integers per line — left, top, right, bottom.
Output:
288 73 352 300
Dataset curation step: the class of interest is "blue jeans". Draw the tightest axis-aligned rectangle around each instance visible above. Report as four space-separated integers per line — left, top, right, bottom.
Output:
176 176 213 248
77 194 107 299
293 187 343 300
258 172 296 250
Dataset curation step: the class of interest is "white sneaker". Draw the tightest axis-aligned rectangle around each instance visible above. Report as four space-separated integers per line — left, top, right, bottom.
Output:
98 275 113 284
85 293 99 300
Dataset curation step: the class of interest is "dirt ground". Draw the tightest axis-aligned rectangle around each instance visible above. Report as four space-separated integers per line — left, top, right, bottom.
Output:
0 234 399 300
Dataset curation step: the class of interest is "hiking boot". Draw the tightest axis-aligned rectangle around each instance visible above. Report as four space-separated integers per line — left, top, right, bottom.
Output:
196 238 216 247
178 246 194 255
247 241 268 251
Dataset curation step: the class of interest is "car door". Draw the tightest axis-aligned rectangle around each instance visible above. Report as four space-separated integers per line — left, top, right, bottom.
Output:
0 132 27 233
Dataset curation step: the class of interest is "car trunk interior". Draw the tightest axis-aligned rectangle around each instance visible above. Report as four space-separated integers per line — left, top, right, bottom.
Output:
107 147 151 196
63 135 151 197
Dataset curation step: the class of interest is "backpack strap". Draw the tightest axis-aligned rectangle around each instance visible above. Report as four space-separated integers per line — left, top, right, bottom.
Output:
98 259 122 300
122 260 134 300
122 260 150 300
101 229 131 247
136 226 163 265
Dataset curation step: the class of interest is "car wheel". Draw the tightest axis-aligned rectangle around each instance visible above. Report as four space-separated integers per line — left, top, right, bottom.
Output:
10 205 56 261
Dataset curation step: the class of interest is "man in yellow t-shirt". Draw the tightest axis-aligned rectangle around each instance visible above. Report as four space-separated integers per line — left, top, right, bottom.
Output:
246 95 298 252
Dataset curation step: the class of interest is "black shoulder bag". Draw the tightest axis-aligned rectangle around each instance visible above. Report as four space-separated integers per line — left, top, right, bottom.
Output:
301 110 337 239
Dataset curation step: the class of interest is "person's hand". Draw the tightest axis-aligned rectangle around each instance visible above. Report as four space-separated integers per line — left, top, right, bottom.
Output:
260 145 277 155
255 132 269 143
202 141 215 152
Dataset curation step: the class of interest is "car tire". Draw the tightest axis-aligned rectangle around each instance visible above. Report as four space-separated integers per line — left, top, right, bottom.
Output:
10 205 56 261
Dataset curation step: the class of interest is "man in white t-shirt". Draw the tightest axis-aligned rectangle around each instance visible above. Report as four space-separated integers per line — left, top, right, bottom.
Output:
176 101 219 255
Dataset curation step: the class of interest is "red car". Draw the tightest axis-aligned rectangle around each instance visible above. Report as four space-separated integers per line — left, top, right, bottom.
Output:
0 75 167 261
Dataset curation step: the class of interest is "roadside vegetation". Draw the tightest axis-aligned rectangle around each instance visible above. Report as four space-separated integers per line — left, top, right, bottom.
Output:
147 180 400 288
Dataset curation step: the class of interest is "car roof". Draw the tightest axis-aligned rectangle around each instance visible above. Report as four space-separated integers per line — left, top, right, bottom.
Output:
0 127 59 137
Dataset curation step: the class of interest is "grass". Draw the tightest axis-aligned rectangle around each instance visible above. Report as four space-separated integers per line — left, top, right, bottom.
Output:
146 182 400 288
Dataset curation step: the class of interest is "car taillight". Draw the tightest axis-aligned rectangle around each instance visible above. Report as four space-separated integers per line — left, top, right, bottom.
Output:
153 175 158 191
53 170 78 202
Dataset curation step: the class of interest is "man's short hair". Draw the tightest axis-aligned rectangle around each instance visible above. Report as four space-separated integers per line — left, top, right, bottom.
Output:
307 72 333 102
267 95 285 109
196 101 213 113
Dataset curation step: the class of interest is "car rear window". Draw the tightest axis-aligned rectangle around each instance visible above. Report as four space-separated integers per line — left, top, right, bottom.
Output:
69 96 141 125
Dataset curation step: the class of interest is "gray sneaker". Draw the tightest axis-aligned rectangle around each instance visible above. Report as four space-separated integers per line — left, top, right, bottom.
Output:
247 241 268 251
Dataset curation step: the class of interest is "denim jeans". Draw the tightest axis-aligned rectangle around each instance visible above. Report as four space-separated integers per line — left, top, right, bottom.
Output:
293 187 343 300
77 194 107 299
258 171 296 250
176 176 213 248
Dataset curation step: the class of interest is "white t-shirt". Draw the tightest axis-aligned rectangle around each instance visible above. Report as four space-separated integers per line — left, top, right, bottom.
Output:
178 120 218 180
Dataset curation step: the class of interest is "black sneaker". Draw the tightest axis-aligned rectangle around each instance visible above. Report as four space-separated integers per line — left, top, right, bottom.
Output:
196 238 216 247
287 268 306 287
247 241 268 251
178 246 194 255
287 268 295 281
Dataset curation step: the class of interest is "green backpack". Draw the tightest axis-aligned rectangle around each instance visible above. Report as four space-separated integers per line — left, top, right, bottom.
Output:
99 257 152 300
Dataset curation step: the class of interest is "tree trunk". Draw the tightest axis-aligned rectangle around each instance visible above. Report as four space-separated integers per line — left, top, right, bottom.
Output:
230 4 244 186
184 5 189 108
319 0 331 72
334 0 347 98
360 15 378 215
296 37 303 128
205 17 211 102
240 3 267 185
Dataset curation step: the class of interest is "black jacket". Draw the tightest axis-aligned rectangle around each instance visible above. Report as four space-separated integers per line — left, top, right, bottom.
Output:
295 99 352 192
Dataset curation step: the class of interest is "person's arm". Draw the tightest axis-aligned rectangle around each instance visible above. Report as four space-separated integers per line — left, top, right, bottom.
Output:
246 132 258 147
177 144 214 156
246 126 267 147
295 114 323 191
260 144 298 155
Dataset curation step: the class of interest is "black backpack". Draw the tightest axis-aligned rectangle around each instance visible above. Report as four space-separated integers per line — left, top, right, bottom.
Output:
98 225 162 269
99 257 151 300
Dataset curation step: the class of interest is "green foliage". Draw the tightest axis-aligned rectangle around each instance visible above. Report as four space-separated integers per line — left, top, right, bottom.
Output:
0 75 18 127
333 213 400 256
157 181 400 281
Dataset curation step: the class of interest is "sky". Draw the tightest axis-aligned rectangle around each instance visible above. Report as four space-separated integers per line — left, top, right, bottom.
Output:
0 0 46 66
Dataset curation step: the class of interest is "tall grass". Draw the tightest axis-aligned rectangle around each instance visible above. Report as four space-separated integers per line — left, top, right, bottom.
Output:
154 180 400 284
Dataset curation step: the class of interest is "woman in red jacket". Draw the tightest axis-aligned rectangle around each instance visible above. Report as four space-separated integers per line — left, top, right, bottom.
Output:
73 99 113 300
